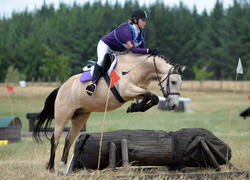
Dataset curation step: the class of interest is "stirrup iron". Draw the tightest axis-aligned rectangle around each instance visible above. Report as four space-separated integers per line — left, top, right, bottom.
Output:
85 83 96 96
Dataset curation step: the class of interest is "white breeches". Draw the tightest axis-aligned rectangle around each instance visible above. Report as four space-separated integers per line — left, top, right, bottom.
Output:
97 40 125 67
97 40 112 67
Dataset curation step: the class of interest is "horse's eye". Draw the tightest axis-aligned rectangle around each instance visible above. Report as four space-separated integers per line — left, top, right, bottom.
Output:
171 81 176 85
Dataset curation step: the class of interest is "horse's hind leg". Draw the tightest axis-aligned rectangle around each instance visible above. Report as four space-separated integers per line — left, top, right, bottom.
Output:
47 108 74 171
47 124 67 171
61 111 90 166
47 134 56 171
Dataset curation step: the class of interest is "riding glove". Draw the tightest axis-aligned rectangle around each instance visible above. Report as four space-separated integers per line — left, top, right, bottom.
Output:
149 48 159 55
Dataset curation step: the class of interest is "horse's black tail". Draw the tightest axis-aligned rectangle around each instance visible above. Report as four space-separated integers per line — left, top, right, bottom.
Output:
33 87 60 143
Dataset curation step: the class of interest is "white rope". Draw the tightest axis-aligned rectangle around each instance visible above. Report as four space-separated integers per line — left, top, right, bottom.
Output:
97 87 111 170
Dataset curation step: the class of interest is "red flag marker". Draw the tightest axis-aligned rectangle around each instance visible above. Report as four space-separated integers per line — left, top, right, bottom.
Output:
109 70 120 88
248 96 250 100
6 85 14 92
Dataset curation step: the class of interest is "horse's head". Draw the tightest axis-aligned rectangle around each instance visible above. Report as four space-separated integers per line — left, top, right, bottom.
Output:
160 64 185 110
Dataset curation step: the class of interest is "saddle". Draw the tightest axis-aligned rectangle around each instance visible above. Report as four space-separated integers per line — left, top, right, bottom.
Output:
80 53 117 82
80 53 126 103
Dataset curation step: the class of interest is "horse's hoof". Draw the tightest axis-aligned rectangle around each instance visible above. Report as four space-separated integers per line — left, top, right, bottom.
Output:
58 169 65 176
126 106 132 113
126 103 137 113
46 163 55 172
47 167 55 173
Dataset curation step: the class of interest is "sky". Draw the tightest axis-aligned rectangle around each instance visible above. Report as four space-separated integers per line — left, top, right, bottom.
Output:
0 0 234 18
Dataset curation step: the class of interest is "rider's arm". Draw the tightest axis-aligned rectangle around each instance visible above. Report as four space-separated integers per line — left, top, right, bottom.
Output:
126 41 149 54
116 25 149 54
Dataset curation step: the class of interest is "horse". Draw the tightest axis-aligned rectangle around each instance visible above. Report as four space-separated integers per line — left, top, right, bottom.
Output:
33 53 185 171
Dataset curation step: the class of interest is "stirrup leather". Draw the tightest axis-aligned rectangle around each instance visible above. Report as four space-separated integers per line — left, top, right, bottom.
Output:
85 83 96 96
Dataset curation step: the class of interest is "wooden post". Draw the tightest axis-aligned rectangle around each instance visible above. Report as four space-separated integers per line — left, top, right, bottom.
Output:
121 139 129 167
200 139 220 171
108 142 116 168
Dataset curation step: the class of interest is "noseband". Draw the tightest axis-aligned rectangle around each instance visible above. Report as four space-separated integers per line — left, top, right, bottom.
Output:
152 56 181 98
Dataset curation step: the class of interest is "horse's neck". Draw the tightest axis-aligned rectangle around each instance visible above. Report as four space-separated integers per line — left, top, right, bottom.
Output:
118 54 172 83
149 56 173 77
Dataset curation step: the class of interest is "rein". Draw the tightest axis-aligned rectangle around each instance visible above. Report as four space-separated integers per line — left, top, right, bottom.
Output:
126 57 149 74
125 54 181 98
151 55 181 98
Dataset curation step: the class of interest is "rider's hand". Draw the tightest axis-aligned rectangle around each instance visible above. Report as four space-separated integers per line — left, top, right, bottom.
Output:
149 48 159 56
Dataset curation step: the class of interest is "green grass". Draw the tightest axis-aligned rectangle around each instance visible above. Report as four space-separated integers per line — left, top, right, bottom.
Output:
0 86 249 179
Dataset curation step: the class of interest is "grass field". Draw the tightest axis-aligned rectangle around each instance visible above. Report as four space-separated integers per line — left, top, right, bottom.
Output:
0 83 249 179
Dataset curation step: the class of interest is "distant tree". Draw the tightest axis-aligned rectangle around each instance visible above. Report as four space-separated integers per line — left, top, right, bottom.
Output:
224 1 250 79
198 0 227 80
193 65 214 81
0 0 250 81
5 65 26 83
193 65 214 89
40 45 71 82
246 67 250 80
0 54 8 81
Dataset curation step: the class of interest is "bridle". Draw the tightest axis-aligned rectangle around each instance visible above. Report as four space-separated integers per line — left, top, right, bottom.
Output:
151 55 181 98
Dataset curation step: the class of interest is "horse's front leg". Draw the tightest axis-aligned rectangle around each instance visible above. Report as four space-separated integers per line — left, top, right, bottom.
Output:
126 92 159 113
126 92 150 113
122 83 158 113
139 93 159 112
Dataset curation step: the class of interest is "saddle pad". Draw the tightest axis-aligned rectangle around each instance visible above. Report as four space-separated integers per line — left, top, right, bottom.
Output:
80 70 92 82
80 55 118 83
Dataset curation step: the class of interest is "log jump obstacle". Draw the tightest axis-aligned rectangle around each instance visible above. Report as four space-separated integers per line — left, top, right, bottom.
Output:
69 128 233 172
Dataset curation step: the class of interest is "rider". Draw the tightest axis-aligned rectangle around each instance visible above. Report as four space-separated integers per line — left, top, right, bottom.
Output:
85 9 159 96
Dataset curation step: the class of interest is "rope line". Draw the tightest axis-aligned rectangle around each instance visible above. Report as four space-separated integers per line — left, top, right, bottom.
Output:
97 87 111 170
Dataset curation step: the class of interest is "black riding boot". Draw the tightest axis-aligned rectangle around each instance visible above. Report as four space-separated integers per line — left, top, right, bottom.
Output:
85 64 103 96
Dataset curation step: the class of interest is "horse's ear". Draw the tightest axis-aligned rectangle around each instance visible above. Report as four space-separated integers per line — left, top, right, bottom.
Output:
180 65 186 73
173 65 180 72
173 65 185 73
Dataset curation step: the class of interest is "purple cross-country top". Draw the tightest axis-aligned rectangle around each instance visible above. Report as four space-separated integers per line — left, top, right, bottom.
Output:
101 23 148 54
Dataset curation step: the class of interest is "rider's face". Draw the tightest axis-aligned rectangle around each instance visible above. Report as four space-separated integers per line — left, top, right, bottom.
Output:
138 18 147 29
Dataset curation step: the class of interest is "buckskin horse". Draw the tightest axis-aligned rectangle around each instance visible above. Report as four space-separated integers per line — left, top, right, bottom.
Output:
33 53 185 171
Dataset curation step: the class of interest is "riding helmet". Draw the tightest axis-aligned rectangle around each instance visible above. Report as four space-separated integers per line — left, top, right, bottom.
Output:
131 9 148 19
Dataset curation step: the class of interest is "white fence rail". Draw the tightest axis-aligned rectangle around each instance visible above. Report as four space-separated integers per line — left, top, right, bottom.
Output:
182 81 249 92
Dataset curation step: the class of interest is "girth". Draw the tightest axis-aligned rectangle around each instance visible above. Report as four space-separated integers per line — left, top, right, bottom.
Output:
103 73 126 103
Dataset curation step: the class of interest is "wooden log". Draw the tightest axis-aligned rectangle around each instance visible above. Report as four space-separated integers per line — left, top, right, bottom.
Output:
71 128 231 171
71 130 173 170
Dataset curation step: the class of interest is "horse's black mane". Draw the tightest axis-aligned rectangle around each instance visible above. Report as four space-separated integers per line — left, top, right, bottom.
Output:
113 52 176 66
155 54 176 66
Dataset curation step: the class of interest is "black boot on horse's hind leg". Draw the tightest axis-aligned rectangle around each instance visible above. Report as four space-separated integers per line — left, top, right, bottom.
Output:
85 64 103 96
